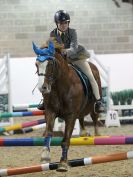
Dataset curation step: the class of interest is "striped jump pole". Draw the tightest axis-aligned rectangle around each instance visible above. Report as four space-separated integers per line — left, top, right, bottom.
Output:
13 108 38 112
14 123 46 134
13 103 38 111
0 111 44 118
0 119 45 134
0 151 133 176
0 136 133 146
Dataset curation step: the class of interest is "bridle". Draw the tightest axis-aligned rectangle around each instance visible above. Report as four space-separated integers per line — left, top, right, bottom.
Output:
36 58 57 85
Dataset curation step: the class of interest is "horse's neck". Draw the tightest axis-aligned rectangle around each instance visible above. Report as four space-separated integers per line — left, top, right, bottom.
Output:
54 53 70 87
55 52 69 74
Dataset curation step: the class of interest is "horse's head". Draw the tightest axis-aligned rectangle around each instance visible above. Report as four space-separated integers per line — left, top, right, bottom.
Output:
33 41 56 94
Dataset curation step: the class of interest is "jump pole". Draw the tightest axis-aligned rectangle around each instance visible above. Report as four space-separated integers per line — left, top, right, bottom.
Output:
0 151 133 176
13 103 38 111
14 123 46 134
0 119 45 134
0 136 133 146
0 111 44 118
13 108 38 112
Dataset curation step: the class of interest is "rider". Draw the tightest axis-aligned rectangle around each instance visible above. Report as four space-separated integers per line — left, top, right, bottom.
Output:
38 10 104 113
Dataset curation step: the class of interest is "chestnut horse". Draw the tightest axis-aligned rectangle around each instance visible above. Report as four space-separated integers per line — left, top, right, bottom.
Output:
33 41 101 172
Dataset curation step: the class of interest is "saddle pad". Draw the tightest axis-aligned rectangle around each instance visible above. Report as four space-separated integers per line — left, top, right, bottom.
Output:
71 64 93 99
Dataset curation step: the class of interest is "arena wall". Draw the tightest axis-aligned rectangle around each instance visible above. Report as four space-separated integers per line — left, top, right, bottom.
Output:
0 0 133 57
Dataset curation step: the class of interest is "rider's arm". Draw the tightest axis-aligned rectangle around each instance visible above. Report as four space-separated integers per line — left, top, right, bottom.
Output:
65 29 79 58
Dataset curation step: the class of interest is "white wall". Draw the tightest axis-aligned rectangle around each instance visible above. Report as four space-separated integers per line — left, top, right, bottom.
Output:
98 53 133 92
9 53 133 104
10 57 41 105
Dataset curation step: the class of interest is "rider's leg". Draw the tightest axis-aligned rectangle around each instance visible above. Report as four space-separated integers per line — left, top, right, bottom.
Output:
73 59 104 113
37 97 45 110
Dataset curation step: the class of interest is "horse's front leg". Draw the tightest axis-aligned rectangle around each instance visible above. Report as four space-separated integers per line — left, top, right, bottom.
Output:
57 117 76 172
41 111 56 163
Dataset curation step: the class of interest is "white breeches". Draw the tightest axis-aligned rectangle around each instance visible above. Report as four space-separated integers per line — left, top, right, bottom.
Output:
72 59 100 100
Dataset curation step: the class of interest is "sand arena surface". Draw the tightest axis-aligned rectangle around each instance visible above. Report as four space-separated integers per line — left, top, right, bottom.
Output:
0 116 133 177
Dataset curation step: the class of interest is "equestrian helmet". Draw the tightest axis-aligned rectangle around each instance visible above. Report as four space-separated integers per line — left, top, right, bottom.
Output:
54 10 70 23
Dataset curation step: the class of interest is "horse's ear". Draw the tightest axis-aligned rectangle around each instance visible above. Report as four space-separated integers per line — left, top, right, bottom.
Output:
32 41 50 56
48 41 55 55
32 42 41 55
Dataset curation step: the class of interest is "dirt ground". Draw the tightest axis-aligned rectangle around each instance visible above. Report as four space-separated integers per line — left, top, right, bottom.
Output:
0 116 133 177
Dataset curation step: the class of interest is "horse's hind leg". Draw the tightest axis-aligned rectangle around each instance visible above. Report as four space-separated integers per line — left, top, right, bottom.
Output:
90 112 100 136
79 117 91 136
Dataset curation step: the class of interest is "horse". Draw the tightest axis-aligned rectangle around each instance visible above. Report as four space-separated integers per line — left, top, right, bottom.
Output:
33 40 102 172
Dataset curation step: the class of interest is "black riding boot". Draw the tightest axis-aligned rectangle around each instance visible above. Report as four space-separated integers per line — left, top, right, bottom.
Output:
37 100 45 110
94 100 104 113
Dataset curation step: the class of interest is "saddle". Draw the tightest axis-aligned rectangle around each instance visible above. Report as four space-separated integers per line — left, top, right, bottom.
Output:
71 64 93 100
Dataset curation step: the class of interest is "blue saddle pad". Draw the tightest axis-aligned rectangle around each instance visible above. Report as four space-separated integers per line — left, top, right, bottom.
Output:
71 64 93 99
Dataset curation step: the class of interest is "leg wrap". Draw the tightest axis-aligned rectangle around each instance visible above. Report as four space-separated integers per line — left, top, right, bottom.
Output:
44 135 52 151
61 144 68 161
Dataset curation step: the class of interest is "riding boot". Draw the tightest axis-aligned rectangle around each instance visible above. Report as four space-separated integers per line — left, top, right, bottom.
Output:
94 100 104 113
37 99 45 110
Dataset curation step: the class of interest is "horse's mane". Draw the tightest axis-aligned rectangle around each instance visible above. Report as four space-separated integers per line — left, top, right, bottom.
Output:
54 51 70 74
40 37 70 69
40 37 64 52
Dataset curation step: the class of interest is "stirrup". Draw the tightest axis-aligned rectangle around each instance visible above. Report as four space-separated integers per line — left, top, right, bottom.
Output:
94 101 104 114
37 99 44 110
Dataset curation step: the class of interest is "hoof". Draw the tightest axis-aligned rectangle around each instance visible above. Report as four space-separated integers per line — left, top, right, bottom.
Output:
95 132 101 136
41 157 51 164
41 147 51 164
80 132 91 137
95 134 101 136
86 132 91 136
56 162 68 172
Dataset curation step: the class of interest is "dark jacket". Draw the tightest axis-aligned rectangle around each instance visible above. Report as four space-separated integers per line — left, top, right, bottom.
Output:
50 28 90 61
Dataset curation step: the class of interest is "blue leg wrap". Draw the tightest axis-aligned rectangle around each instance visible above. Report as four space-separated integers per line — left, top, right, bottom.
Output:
44 135 52 151
61 145 68 161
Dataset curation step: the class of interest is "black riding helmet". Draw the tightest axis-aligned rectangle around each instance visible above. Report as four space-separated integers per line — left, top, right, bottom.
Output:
54 10 70 24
